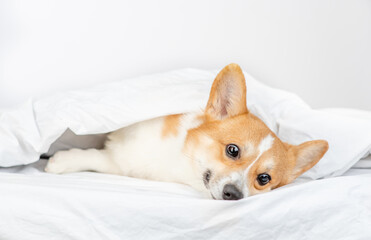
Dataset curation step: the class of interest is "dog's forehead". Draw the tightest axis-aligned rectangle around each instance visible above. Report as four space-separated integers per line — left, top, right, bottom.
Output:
203 113 274 144
242 134 275 171
257 134 275 153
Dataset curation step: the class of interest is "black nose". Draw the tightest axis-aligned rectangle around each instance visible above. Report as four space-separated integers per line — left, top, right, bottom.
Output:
222 184 243 200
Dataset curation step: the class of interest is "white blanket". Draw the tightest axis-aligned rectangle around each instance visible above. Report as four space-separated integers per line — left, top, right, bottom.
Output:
1 69 371 239
0 161 371 239
1 68 371 179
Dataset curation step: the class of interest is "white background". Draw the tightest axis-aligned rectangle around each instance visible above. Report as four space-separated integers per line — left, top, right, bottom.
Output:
1 0 370 110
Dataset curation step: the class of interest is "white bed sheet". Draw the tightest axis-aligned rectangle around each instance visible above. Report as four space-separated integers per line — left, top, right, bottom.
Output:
1 160 371 240
1 68 371 239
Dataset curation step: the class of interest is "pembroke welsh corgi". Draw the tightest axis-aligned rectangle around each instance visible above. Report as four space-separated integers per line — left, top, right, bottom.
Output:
45 63 328 200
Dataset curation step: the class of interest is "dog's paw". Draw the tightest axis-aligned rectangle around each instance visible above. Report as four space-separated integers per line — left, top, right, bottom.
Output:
44 150 75 174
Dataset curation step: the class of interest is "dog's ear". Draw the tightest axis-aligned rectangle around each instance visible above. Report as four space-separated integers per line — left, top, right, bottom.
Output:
205 63 248 120
287 140 329 182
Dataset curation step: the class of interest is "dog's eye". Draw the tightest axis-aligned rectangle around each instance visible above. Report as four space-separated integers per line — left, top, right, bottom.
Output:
257 173 271 186
226 144 240 159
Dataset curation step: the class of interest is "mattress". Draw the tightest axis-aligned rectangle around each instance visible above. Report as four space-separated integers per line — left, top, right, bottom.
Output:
1 159 371 240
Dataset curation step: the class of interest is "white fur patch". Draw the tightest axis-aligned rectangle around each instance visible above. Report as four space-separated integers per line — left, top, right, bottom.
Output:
242 134 274 196
258 134 275 154
246 134 274 172
106 113 207 192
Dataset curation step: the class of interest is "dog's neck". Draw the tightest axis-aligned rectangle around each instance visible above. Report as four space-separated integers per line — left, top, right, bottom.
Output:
161 113 207 192
107 112 208 194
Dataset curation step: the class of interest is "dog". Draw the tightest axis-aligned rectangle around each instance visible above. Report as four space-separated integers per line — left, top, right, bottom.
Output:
45 63 328 200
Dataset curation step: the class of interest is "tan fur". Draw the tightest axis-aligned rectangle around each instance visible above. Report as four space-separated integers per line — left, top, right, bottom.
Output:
285 140 329 183
162 114 182 138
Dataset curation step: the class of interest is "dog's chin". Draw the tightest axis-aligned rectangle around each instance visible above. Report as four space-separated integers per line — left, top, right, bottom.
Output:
210 192 228 200
205 186 221 200
210 193 217 200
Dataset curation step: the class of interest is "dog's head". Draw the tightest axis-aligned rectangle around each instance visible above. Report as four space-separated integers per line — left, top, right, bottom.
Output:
184 63 328 200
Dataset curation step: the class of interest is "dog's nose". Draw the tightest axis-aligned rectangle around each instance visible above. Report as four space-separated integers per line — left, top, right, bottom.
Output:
222 184 243 200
